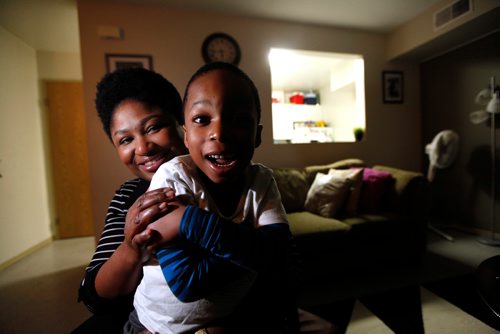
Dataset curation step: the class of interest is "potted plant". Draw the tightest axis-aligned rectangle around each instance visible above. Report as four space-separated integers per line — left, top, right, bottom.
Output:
353 127 365 141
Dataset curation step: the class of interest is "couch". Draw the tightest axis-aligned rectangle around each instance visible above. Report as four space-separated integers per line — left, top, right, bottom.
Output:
271 159 430 307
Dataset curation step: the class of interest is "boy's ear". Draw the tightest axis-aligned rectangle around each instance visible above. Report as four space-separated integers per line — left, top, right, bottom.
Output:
255 124 263 148
183 125 188 147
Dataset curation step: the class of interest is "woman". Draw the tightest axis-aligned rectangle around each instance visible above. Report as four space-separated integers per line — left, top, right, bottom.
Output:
75 67 187 333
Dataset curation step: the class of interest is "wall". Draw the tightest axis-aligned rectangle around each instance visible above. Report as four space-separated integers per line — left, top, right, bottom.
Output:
0 26 52 266
77 1 422 234
387 0 500 61
421 31 500 233
37 50 82 80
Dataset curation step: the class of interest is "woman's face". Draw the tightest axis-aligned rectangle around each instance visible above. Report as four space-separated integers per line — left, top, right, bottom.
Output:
110 99 185 181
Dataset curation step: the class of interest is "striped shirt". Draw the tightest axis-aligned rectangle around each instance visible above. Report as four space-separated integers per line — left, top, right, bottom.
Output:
78 178 149 314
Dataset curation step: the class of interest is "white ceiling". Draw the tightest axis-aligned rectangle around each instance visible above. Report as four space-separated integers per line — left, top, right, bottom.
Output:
0 0 442 53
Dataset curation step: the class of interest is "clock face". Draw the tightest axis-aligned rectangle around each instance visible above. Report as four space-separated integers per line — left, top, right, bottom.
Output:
202 33 241 65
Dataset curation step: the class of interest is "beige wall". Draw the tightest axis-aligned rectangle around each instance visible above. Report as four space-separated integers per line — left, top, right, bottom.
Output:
78 1 423 234
0 26 82 266
37 50 82 80
0 26 52 265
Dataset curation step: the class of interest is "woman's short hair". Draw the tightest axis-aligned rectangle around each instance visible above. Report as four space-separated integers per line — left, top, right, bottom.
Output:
95 67 182 139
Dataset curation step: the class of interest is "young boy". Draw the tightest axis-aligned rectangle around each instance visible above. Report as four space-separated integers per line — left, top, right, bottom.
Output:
129 62 295 334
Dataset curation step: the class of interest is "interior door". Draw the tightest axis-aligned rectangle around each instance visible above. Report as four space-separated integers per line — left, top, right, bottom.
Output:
45 81 94 238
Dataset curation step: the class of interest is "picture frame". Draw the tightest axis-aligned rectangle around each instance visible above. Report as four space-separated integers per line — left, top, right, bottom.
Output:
382 71 404 103
105 54 153 73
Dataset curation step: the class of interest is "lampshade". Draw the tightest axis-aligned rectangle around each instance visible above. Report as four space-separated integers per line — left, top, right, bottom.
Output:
470 110 489 124
475 88 492 105
486 92 499 114
470 79 499 124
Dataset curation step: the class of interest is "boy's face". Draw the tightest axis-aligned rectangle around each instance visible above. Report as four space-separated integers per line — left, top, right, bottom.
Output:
183 69 262 184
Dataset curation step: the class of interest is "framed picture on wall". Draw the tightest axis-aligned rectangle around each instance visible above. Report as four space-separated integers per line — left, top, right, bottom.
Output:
382 71 403 103
105 54 153 73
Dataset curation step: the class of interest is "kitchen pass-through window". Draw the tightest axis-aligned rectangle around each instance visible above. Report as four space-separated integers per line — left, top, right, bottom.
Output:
269 48 365 144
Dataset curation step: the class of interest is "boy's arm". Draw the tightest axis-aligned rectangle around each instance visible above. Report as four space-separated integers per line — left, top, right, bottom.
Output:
154 204 291 302
148 202 255 302
180 205 291 270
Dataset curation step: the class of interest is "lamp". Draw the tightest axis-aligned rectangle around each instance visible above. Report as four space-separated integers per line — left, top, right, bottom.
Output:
470 76 500 246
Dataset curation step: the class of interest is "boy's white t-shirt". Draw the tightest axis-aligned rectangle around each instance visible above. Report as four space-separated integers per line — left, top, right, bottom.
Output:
134 155 288 333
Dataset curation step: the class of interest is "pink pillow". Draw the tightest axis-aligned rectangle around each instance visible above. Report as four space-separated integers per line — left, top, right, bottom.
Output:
356 168 394 213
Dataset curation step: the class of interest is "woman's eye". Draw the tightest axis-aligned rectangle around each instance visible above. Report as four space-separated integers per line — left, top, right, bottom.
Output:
146 124 161 133
119 137 132 145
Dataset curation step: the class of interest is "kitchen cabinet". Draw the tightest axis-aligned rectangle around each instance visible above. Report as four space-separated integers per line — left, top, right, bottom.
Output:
271 102 334 143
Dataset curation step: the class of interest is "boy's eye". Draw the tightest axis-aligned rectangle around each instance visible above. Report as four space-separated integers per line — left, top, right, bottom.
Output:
233 113 253 123
192 115 210 124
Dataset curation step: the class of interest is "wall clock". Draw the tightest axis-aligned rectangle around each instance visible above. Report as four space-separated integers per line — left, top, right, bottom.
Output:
201 32 241 65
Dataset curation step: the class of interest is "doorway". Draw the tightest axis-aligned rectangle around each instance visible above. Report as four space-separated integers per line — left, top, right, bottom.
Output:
45 81 94 238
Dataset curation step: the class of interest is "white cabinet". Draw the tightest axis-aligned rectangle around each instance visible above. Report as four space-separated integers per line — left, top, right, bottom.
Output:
271 103 334 143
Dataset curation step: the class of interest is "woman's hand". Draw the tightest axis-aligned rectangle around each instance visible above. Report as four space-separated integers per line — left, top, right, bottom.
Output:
95 187 177 298
124 187 177 261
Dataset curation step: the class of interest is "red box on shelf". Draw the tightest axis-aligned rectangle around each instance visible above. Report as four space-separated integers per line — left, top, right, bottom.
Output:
289 92 304 104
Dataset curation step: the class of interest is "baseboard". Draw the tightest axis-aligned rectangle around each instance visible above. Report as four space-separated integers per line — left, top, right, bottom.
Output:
447 224 500 239
0 237 53 271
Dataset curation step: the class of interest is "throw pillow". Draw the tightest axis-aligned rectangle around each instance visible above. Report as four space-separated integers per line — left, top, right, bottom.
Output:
304 172 352 218
328 168 363 215
357 168 395 213
304 159 366 185
272 168 309 213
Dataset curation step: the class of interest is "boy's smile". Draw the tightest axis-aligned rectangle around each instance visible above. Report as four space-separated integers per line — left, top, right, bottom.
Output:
183 69 262 184
206 153 237 169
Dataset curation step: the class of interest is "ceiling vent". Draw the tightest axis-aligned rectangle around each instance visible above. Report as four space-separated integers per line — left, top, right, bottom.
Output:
434 0 473 30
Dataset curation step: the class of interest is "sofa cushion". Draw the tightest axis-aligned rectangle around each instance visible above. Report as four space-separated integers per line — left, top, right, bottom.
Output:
287 211 351 237
328 168 364 215
272 168 309 213
343 212 400 226
304 173 352 218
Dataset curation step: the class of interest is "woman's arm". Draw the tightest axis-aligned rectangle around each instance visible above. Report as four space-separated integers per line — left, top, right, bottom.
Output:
78 180 175 313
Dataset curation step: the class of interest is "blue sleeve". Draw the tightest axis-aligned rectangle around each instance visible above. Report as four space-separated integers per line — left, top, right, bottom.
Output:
156 205 291 302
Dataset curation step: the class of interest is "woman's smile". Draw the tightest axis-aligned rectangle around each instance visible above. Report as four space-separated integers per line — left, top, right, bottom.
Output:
137 152 172 173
